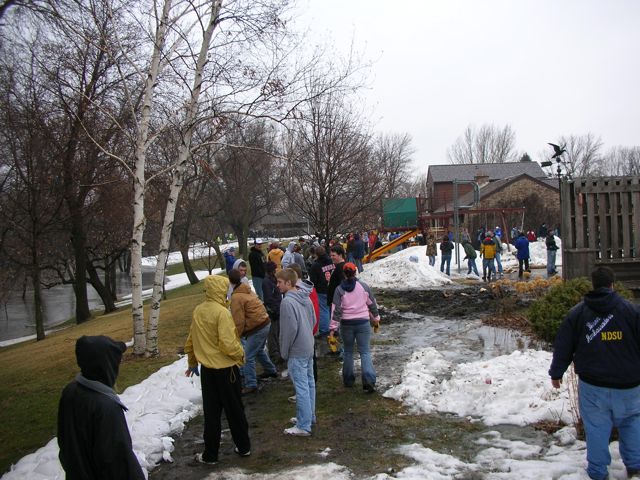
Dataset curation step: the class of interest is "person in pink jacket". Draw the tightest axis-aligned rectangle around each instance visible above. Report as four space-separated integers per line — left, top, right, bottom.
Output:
331 262 380 393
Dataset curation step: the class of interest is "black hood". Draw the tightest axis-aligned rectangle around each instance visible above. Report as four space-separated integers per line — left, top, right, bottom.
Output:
75 335 126 388
584 287 622 315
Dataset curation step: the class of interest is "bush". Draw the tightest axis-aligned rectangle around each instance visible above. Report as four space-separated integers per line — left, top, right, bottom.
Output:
528 278 634 343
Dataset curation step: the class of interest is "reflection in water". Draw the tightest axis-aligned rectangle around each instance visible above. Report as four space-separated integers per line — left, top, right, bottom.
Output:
0 269 156 342
375 313 543 391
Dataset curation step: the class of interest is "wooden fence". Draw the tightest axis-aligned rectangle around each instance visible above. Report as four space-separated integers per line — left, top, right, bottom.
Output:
561 176 640 284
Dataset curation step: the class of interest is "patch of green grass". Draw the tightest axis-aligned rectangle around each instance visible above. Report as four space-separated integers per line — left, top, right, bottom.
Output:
0 277 212 475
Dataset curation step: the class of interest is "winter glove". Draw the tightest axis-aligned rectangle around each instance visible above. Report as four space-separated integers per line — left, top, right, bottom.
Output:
185 366 200 377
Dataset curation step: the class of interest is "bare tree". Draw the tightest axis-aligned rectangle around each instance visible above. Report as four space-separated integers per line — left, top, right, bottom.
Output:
448 124 518 164
281 87 387 240
209 119 278 259
373 132 415 198
0 57 66 340
552 133 603 178
601 146 640 176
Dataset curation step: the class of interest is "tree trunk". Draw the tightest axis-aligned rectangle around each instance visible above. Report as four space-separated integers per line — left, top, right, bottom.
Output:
87 261 116 314
70 220 92 323
31 255 45 341
181 246 200 284
145 1 222 356
130 0 173 355
105 255 118 301
212 243 223 271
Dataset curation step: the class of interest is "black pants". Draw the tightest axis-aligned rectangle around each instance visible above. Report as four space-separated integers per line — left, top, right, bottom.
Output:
518 258 530 277
200 365 250 461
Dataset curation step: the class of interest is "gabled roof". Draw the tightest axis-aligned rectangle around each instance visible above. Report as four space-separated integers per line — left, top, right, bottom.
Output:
434 173 559 213
428 162 545 183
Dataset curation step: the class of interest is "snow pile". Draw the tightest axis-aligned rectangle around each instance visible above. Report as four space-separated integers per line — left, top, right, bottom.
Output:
384 348 574 426
359 246 453 289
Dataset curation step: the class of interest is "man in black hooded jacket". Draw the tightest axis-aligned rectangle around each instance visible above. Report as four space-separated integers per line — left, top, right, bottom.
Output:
58 335 144 480
549 267 640 480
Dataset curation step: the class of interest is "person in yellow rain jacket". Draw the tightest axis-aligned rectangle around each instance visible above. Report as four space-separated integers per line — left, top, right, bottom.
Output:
184 275 250 465
480 236 497 282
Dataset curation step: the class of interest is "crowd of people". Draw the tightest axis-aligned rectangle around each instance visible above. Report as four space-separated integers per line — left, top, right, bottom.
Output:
422 222 561 281
185 236 381 463
54 226 640 480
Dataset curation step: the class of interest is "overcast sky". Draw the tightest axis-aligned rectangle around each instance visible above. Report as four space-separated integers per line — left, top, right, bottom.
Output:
292 0 640 174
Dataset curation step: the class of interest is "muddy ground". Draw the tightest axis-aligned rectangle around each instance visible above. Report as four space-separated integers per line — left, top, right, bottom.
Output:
150 285 543 480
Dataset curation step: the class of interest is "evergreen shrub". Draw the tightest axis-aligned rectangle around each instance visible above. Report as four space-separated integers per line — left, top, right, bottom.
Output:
528 277 633 343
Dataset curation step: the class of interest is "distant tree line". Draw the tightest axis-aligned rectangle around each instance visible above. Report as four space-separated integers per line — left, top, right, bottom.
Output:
447 123 640 178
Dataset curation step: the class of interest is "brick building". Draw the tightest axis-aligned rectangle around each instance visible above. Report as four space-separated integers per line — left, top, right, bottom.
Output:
426 162 548 212
434 172 560 242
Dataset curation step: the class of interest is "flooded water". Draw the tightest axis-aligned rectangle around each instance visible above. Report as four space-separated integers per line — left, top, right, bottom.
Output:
0 269 156 342
374 311 543 392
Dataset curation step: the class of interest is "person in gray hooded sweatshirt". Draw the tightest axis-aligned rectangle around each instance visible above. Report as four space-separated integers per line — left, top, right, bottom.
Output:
276 268 316 436
58 335 144 480
280 241 297 270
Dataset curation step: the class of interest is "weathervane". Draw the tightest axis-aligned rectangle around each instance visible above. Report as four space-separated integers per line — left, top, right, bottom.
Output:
541 143 569 182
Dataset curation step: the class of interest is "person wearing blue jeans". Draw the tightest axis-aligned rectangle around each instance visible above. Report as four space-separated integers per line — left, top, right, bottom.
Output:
276 268 316 436
550 266 640 480
340 322 376 389
241 324 277 390
229 269 277 394
332 263 380 392
287 356 316 431
578 380 640 479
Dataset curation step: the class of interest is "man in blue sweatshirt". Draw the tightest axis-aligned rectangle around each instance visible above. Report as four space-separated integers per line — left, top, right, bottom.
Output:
276 268 316 436
549 266 640 480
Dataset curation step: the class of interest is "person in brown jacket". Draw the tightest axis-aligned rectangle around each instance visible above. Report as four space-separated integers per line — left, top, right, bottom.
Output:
229 269 278 394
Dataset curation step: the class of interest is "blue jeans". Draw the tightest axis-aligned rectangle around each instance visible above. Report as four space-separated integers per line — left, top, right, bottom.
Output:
467 258 479 275
494 252 503 274
354 258 363 273
340 322 376 387
428 255 436 266
579 380 640 480
287 356 316 432
241 325 277 388
482 258 496 278
251 276 263 301
547 250 557 275
317 293 330 336
440 254 451 275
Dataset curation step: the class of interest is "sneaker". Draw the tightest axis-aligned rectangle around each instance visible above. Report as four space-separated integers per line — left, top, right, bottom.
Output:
241 387 257 395
194 453 217 465
284 426 311 436
363 383 375 393
289 416 298 424
258 372 278 379
233 447 251 457
287 394 296 403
